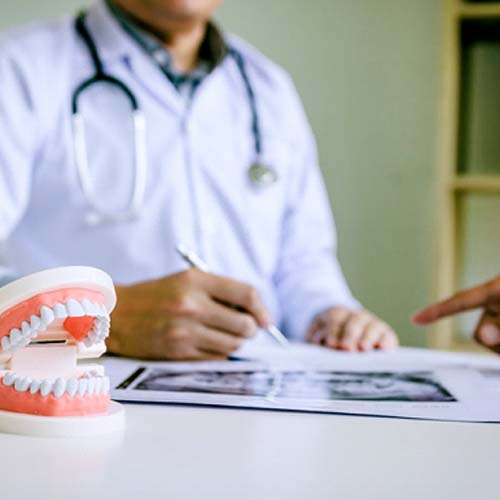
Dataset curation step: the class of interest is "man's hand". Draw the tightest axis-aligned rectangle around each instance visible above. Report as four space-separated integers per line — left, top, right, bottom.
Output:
412 275 500 353
107 269 272 360
306 306 398 352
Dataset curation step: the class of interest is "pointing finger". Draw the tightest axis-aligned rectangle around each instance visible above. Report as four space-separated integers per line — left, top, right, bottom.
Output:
412 280 496 325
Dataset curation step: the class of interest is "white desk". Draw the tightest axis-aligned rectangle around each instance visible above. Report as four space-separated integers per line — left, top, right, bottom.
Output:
0 401 499 499
2 347 500 500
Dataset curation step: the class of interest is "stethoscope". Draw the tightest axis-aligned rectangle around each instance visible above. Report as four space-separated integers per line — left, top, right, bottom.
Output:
72 13 278 226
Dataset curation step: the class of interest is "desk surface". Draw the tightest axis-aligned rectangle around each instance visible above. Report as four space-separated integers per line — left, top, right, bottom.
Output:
1 401 499 500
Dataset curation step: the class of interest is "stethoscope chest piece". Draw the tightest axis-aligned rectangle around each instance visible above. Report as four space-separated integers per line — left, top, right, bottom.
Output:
248 162 278 187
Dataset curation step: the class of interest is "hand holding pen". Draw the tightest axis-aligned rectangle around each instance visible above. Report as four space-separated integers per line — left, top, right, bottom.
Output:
176 245 289 347
110 258 282 360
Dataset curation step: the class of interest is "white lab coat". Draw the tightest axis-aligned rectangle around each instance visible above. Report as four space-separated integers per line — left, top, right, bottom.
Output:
0 1 359 340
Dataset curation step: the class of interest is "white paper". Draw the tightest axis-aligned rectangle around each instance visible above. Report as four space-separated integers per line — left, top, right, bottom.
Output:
104 344 500 422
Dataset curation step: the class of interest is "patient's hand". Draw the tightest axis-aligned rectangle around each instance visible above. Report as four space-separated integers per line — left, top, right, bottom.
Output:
107 269 271 360
306 306 398 352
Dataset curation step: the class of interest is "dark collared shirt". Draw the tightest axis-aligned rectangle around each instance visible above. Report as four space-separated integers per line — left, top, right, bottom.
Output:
106 0 227 99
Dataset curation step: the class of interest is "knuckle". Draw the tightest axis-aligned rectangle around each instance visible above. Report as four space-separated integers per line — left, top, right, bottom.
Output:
343 321 360 339
172 295 198 318
167 326 189 342
179 268 198 286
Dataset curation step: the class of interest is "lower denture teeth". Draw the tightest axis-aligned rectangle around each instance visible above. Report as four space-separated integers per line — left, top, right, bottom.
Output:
14 377 32 392
1 372 110 398
40 380 52 397
52 378 66 398
3 372 16 386
30 380 41 394
67 379 78 397
87 378 96 396
78 378 88 396
102 377 110 393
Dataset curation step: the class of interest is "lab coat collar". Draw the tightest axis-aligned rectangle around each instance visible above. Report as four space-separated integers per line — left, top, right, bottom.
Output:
84 0 184 115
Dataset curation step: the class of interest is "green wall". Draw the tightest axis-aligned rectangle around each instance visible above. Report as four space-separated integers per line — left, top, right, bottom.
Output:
0 1 443 346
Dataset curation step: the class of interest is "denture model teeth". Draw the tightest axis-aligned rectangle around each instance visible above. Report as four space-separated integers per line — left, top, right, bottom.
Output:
0 266 117 418
0 300 110 352
2 372 110 397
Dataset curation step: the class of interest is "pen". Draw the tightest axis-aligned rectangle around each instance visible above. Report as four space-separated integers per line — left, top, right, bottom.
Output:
175 244 289 347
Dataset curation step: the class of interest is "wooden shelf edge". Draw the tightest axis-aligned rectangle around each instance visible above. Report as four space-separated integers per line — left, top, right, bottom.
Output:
450 175 500 192
458 3 500 18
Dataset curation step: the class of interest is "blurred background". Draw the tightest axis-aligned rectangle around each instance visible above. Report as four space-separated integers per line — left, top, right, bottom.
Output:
1 1 498 349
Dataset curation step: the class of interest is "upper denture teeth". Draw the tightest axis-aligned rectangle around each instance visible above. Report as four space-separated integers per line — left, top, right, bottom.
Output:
30 315 41 332
53 303 68 319
1 336 11 351
81 299 95 315
1 299 110 353
67 299 85 317
21 321 31 337
40 306 55 326
10 328 22 344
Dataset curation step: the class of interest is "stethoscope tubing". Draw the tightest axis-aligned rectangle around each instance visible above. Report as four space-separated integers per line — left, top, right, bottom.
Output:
72 12 273 226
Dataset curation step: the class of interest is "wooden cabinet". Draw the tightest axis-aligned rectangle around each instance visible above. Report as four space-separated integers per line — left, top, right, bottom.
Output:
433 0 500 351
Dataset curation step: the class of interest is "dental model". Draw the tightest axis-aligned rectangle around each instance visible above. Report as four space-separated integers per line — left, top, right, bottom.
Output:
0 267 124 436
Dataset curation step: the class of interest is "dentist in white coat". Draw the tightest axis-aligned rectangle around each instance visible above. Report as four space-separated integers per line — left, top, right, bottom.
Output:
0 0 397 359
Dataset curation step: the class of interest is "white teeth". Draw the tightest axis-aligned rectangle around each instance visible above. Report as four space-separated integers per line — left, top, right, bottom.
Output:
40 306 54 326
66 378 78 398
21 321 31 337
30 315 41 332
3 298 110 352
10 328 21 344
81 299 95 315
1 336 11 351
40 380 52 397
14 376 32 392
67 299 85 317
30 380 41 394
2 373 109 397
53 303 68 319
78 378 88 397
102 377 110 393
91 302 101 315
3 372 16 386
87 378 96 396
52 378 66 398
